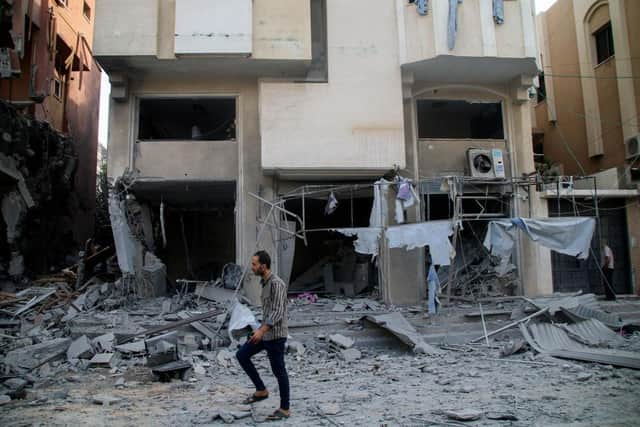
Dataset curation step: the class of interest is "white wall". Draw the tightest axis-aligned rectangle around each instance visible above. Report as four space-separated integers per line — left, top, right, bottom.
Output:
259 0 406 174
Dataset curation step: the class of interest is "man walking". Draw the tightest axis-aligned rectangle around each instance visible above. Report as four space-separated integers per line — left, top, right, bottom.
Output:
236 250 290 421
602 241 616 301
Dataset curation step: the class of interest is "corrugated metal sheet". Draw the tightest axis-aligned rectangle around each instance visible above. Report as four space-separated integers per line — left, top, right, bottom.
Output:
519 321 640 369
561 319 626 348
561 304 627 329
531 293 600 315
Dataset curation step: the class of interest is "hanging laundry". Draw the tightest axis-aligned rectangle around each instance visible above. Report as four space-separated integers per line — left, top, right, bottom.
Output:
386 220 455 266
415 0 429 16
483 217 596 268
333 228 382 256
447 0 463 50
394 177 418 224
369 179 391 228
493 0 504 25
324 191 339 215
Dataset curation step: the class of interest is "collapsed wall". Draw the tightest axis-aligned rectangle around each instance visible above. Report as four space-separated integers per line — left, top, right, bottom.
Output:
0 100 79 278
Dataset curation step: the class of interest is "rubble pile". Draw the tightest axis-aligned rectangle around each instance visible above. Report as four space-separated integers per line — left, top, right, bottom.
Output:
0 99 80 278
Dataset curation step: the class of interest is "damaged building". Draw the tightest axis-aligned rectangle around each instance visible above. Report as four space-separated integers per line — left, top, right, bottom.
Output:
0 0 102 276
97 0 605 305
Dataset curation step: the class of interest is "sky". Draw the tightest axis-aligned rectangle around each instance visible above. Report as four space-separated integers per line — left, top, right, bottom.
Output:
96 0 559 148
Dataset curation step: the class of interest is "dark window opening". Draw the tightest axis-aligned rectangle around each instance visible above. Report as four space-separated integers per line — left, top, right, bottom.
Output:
138 98 236 141
594 23 614 64
417 100 504 139
83 2 92 21
537 72 546 103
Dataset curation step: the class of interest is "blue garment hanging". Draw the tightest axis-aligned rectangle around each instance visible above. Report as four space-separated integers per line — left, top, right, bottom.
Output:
447 0 463 50
416 0 428 16
493 0 505 24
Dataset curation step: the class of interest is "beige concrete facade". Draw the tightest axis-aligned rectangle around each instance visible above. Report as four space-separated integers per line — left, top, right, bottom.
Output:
97 0 547 304
535 0 640 294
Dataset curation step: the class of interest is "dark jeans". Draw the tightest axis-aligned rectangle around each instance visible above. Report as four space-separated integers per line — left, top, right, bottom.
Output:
236 338 290 410
603 268 616 300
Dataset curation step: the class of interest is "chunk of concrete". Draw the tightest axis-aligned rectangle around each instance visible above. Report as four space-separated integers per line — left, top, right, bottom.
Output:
328 334 354 349
92 333 116 353
0 394 11 405
4 338 71 371
444 409 483 421
318 403 341 415
115 340 146 354
89 353 120 368
92 394 121 406
340 348 362 362
286 341 306 356
67 335 94 360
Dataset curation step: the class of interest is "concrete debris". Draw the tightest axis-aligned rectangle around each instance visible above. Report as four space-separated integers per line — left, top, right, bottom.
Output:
318 402 341 415
114 340 146 355
4 338 71 371
340 348 362 362
216 349 235 368
92 333 116 353
362 312 440 355
328 334 354 349
67 335 94 360
89 353 120 368
442 409 483 421
286 340 306 356
0 394 11 405
92 394 122 406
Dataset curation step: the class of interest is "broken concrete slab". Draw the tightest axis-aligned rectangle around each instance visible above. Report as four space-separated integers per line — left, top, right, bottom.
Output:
442 409 483 421
0 394 10 405
361 312 441 355
328 334 354 349
318 403 341 415
286 341 306 356
340 348 362 362
92 394 121 406
4 337 71 371
114 340 146 355
67 335 94 360
89 353 120 368
151 360 192 382
92 333 116 352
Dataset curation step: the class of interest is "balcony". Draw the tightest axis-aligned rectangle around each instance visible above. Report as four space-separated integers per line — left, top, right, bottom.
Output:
399 0 538 83
93 0 312 76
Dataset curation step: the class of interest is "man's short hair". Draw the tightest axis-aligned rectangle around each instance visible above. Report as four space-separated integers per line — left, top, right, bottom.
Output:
253 250 271 269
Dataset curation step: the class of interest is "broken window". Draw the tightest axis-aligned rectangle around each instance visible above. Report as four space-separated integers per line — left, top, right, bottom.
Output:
417 100 504 139
137 98 236 141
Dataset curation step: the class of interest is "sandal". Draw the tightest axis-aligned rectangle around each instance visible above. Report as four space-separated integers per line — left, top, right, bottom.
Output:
242 392 269 404
266 409 290 421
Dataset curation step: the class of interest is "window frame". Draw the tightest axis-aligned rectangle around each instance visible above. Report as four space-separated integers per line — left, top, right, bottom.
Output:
134 95 239 143
593 22 615 66
83 1 92 22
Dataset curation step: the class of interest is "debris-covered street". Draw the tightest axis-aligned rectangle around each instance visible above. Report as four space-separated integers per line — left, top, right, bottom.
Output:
2 284 640 426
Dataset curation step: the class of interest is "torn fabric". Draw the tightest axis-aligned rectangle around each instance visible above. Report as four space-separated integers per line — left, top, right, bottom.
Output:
369 179 391 228
447 0 463 50
415 0 428 16
324 192 339 215
333 228 382 256
493 0 504 24
483 217 596 264
394 177 418 224
386 220 454 266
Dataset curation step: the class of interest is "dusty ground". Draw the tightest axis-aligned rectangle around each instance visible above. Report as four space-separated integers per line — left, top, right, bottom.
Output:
2 298 640 426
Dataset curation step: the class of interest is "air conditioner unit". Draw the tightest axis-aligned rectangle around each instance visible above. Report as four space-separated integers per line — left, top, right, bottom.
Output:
466 148 506 179
626 135 640 160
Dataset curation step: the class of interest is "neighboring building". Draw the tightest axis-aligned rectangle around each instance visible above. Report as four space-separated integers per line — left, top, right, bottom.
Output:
535 0 639 296
0 0 101 244
95 0 548 304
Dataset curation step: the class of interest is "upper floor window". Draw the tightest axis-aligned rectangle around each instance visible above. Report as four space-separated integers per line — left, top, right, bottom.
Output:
83 2 92 21
594 23 614 64
417 100 504 139
137 98 236 141
55 0 69 7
